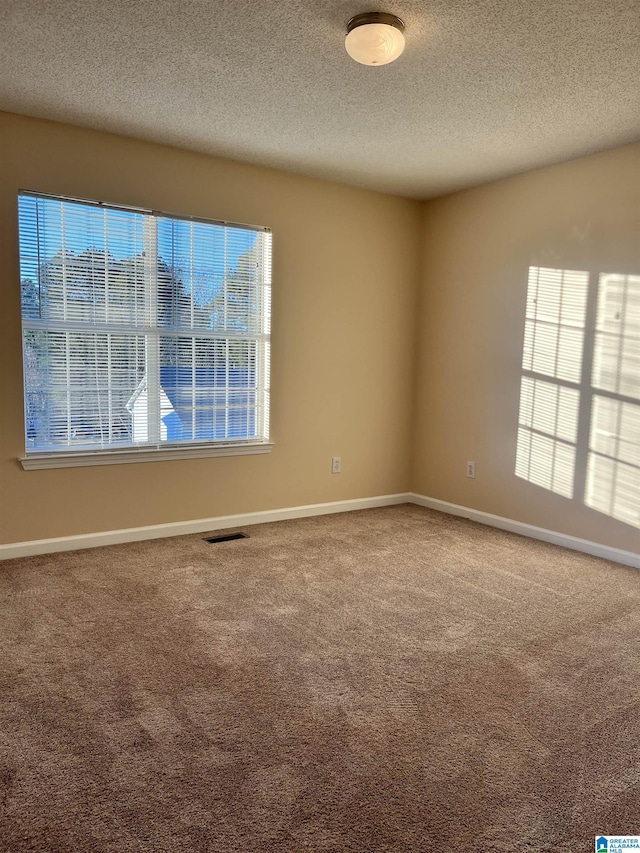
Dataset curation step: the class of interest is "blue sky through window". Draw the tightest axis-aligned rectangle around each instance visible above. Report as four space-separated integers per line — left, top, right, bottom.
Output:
18 195 257 304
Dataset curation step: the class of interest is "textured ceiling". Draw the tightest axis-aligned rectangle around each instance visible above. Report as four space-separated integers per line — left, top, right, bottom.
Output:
1 0 639 199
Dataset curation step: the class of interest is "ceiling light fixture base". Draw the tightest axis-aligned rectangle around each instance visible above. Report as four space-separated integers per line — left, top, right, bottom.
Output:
346 12 405 35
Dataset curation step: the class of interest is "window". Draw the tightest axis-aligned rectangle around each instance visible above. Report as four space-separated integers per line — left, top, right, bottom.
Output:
18 192 272 468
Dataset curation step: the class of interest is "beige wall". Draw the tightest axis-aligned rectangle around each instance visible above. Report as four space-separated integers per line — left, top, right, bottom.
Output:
1 112 638 555
0 112 421 544
413 143 640 553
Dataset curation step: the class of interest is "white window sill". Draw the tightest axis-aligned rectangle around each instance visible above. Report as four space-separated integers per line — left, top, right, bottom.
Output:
20 442 274 470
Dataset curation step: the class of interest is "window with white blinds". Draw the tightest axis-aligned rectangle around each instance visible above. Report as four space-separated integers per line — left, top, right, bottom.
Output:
18 192 272 463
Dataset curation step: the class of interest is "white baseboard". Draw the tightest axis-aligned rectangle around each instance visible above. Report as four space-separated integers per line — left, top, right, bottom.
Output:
410 493 639 570
0 493 412 560
2 491 637 569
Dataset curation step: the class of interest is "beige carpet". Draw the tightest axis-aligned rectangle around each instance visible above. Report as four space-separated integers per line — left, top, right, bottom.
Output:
1 504 639 852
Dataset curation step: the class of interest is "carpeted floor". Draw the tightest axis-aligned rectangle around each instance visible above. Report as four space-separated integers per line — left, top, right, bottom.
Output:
1 504 639 852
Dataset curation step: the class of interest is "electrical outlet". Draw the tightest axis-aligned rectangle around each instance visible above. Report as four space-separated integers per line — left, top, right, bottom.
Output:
466 461 476 479
332 456 342 474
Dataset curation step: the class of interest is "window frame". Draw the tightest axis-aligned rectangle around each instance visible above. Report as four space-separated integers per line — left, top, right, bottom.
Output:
17 190 274 470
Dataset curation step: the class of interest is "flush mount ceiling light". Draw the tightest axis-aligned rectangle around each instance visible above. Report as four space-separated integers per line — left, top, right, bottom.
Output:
345 12 406 66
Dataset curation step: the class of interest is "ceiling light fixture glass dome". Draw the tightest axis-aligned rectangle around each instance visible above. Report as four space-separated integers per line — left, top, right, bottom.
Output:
345 12 405 66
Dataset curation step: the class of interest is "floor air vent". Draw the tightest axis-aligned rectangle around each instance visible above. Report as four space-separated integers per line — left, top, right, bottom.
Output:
203 532 249 544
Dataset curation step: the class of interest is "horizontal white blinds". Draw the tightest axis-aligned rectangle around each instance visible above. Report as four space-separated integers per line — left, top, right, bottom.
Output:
19 193 272 453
